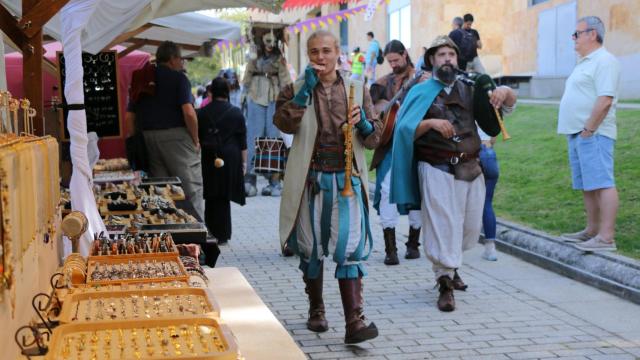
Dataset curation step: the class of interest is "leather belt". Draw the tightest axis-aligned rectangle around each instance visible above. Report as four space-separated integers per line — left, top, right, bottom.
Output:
311 146 345 172
252 72 278 77
415 147 479 165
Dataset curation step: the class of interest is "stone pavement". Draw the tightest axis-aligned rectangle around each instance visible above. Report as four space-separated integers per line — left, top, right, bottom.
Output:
216 190 640 360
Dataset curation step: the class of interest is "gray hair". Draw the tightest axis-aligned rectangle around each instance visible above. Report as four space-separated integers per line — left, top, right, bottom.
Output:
578 16 605 44
452 17 463 28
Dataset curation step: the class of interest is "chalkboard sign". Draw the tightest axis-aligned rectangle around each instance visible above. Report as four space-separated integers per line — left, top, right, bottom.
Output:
58 51 121 138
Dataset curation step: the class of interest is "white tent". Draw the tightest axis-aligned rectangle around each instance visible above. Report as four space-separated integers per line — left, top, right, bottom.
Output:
130 12 242 57
2 0 273 255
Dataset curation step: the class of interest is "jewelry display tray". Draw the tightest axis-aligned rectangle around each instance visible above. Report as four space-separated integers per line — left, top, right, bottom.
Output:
58 287 221 323
86 253 189 286
45 316 239 360
89 246 179 261
57 280 191 301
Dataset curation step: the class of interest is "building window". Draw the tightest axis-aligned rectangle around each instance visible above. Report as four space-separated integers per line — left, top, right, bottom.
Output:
340 3 348 52
530 0 550 6
388 0 411 46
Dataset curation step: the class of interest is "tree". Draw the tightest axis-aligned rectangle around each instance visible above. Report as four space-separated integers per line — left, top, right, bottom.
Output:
185 54 221 86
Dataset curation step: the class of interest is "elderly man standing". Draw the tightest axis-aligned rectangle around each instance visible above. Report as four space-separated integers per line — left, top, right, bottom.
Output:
558 16 621 252
126 41 204 218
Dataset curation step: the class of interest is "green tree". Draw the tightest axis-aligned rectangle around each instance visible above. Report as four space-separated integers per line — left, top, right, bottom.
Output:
185 54 221 86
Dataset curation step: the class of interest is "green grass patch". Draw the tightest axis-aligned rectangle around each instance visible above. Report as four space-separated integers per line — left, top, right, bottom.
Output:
365 104 640 259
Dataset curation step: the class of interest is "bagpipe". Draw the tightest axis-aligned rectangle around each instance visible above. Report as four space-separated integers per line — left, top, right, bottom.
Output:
456 69 511 141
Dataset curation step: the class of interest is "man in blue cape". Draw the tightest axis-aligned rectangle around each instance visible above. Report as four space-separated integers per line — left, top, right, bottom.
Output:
389 35 517 312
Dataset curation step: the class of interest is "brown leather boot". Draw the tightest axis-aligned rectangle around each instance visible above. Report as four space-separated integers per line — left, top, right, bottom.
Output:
405 227 421 259
383 228 399 265
303 266 328 332
437 275 456 312
452 269 468 291
338 278 378 344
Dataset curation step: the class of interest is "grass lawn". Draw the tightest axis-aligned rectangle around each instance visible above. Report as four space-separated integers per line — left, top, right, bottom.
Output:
365 104 640 259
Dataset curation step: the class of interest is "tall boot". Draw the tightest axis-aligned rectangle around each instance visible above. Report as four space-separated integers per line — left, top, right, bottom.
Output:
338 278 378 344
383 228 399 265
437 275 456 312
405 227 421 259
303 266 328 332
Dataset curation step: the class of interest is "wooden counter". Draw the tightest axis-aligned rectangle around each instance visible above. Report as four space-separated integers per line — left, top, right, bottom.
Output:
206 267 306 360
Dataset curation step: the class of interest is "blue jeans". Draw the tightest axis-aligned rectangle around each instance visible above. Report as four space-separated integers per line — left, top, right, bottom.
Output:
246 99 279 174
479 145 499 240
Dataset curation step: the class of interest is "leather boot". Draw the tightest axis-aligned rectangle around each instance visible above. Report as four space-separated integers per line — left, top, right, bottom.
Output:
303 266 328 332
405 227 421 259
383 228 399 265
452 269 468 291
437 275 456 312
338 278 378 344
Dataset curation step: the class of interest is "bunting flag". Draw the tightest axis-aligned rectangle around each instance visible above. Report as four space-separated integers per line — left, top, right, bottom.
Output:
286 0 387 34
214 37 246 53
282 0 357 10
363 0 378 21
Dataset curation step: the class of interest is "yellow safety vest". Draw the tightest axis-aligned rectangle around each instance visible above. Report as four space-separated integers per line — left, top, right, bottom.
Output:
351 52 365 75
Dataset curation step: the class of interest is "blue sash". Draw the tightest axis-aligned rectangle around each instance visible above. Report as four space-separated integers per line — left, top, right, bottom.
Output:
389 78 444 214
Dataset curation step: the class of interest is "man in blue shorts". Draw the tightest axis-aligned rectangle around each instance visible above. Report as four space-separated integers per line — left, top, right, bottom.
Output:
558 16 620 252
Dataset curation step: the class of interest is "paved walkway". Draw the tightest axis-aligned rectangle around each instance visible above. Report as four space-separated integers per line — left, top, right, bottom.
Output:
217 187 640 359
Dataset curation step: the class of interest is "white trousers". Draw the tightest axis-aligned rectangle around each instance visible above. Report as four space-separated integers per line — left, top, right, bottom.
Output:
380 170 421 229
417 162 485 279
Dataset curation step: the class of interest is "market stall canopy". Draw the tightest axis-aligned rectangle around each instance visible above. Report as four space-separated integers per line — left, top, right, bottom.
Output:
1 0 276 54
117 12 242 58
56 11 244 56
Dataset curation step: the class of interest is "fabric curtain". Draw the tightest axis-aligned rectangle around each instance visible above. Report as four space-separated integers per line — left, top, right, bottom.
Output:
61 0 107 256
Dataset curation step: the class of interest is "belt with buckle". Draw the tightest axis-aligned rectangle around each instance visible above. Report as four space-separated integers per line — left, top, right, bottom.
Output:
415 147 479 165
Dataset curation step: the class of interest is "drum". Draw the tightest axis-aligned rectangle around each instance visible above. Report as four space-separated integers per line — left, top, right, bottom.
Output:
253 137 287 174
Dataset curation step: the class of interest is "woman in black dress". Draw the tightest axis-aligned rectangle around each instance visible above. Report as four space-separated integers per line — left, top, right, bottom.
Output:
198 77 247 244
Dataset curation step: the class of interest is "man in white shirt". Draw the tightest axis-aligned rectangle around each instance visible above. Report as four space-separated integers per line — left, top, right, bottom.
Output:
557 16 621 252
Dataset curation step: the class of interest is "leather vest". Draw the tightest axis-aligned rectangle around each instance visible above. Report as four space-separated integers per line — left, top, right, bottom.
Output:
414 80 482 181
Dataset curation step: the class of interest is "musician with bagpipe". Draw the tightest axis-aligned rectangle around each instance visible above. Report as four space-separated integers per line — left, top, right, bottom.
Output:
370 40 430 266
389 35 516 312
273 30 382 344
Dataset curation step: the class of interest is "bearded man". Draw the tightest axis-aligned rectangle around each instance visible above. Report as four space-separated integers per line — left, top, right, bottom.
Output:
390 36 516 312
274 30 382 343
370 40 428 265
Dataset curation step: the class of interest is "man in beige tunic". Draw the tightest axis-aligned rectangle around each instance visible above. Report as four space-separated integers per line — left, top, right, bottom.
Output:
274 30 382 344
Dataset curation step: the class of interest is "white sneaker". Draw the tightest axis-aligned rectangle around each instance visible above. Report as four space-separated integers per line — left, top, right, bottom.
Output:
561 229 595 243
575 236 617 252
482 241 498 261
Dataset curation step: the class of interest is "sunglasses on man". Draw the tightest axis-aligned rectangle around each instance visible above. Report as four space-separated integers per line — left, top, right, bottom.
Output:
572 28 594 39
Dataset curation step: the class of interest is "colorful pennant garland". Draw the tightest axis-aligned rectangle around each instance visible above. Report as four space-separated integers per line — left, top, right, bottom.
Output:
214 37 246 53
287 0 388 34
213 0 388 52
282 0 357 10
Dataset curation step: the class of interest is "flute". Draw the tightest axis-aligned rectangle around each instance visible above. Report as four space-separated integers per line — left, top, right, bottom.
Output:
341 84 356 197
